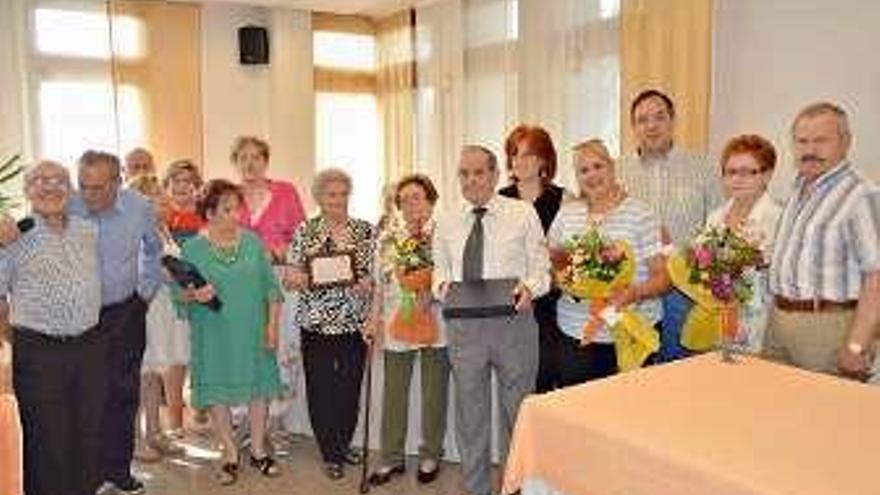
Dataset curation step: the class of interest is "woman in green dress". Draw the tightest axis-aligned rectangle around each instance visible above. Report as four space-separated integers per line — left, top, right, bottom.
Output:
179 179 283 485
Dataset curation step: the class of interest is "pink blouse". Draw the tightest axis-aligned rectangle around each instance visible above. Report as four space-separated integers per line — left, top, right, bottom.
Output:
239 179 306 254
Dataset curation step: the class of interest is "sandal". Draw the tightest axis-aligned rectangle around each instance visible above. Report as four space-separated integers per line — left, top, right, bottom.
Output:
250 455 280 477
217 462 239 486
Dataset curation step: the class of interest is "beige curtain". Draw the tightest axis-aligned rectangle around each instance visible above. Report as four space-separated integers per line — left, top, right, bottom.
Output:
376 10 415 183
111 0 203 170
619 0 713 154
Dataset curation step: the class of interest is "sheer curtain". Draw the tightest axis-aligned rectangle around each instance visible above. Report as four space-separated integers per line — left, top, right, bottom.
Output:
518 0 620 190
376 10 416 183
414 0 621 199
413 0 466 209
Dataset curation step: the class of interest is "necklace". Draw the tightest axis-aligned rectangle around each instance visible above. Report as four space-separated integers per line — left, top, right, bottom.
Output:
586 187 626 225
207 230 241 265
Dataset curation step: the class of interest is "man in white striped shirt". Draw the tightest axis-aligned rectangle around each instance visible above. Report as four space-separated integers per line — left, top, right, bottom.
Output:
767 102 880 379
0 160 105 495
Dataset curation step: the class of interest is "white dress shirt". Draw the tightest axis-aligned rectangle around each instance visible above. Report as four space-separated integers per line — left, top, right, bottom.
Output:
432 194 550 300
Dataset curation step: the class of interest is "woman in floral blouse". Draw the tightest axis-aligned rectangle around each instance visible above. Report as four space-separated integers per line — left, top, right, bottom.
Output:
283 168 374 481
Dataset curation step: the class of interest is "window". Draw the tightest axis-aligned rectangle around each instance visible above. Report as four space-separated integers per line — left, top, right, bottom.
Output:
313 31 376 71
313 16 382 222
29 5 146 166
34 8 144 60
315 93 381 221
38 81 144 166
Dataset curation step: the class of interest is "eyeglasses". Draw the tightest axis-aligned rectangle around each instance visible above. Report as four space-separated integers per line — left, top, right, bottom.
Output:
723 168 763 178
28 175 69 189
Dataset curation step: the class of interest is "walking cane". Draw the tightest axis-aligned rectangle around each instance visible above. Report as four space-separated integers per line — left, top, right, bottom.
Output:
359 335 375 494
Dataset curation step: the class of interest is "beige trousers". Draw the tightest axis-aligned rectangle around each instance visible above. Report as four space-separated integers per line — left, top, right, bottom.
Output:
763 306 855 375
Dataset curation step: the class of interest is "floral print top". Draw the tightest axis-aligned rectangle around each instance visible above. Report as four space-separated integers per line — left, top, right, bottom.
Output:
289 215 374 335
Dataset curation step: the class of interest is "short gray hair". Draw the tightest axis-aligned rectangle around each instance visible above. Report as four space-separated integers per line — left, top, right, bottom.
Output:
78 149 122 181
461 145 498 171
791 101 851 140
24 160 71 188
311 167 352 199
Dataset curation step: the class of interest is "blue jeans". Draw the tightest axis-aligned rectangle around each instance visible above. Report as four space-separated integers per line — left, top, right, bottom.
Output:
659 289 693 362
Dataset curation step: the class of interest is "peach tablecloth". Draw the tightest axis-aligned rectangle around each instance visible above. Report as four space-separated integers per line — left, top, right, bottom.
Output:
503 353 880 495
1 347 23 495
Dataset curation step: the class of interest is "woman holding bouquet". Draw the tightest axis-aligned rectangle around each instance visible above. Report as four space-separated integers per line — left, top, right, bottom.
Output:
548 139 669 384
365 175 449 486
179 179 284 484
283 168 374 480
704 135 781 352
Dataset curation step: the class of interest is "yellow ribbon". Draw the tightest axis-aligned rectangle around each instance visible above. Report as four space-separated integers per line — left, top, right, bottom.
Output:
558 243 659 371
667 252 739 351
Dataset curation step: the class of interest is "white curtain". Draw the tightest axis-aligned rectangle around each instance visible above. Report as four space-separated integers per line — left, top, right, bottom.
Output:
414 0 621 199
0 0 32 161
413 0 466 210
518 0 620 191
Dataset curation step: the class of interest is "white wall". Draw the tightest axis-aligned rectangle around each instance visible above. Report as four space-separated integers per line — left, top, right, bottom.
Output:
711 0 880 201
200 4 316 207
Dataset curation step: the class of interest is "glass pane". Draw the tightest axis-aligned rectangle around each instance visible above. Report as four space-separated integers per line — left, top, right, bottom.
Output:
313 31 376 71
34 8 144 60
315 92 382 221
39 81 145 166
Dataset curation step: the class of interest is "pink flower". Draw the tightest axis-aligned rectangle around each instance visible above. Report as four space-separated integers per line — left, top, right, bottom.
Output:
693 246 714 269
600 245 624 263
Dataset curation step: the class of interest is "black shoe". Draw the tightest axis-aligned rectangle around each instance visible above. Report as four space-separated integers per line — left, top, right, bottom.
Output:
367 464 405 486
324 462 345 480
250 455 280 477
342 447 363 465
110 476 145 495
216 462 239 486
416 459 440 484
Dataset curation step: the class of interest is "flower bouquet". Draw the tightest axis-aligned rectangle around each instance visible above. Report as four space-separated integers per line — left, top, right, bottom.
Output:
552 228 658 371
383 228 437 345
667 226 764 355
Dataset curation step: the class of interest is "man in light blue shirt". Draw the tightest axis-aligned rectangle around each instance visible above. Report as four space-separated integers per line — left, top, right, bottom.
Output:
74 150 162 495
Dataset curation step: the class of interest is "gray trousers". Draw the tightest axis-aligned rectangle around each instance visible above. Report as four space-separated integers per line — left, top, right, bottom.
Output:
447 311 538 495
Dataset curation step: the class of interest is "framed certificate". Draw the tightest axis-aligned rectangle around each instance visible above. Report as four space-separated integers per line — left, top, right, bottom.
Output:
307 251 356 288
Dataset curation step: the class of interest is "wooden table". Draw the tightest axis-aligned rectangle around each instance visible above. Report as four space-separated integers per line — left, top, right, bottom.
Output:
503 353 880 495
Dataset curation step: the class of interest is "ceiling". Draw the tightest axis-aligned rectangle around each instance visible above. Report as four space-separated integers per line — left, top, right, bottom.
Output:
184 0 435 17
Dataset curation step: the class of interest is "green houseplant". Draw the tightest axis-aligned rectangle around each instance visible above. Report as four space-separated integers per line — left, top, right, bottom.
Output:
0 154 24 211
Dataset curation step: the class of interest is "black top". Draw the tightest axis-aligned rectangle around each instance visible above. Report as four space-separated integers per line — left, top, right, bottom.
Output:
498 183 564 234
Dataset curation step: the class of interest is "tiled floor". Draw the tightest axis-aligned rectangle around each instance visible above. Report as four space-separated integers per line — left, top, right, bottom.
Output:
133 432 473 495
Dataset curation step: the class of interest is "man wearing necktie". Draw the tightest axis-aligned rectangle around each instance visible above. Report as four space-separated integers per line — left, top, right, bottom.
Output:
433 145 550 495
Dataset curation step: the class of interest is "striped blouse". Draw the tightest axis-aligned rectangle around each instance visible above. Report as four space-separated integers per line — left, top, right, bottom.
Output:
547 197 663 343
770 162 880 301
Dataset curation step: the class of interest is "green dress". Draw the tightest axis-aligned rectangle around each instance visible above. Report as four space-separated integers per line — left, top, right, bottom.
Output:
180 231 283 408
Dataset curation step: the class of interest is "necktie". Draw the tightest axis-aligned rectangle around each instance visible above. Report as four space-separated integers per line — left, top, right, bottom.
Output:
462 206 487 281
